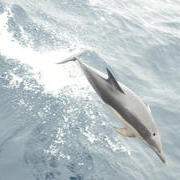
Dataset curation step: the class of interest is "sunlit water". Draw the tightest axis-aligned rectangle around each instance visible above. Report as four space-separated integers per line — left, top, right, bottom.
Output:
0 1 180 179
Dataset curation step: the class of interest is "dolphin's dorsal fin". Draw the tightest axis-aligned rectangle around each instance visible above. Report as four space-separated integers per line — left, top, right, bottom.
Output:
106 68 125 94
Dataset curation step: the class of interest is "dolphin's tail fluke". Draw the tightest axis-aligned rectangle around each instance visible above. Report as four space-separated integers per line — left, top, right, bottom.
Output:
56 50 87 65
56 56 77 64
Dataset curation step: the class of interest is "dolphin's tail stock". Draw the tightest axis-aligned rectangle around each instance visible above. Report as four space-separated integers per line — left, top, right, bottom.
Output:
56 50 88 65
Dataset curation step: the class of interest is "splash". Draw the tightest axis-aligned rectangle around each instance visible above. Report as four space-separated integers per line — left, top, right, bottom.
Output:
0 10 90 95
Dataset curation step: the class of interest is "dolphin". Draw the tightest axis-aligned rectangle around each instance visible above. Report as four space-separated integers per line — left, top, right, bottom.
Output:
57 54 166 164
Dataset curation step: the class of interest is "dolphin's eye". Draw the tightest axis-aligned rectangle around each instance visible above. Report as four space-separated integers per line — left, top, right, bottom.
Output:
153 133 156 136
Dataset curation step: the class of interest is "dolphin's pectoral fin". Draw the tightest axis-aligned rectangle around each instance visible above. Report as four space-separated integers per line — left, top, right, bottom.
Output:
114 127 135 137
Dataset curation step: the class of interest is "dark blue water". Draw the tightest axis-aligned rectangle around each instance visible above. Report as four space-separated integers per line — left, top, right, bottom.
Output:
0 1 180 179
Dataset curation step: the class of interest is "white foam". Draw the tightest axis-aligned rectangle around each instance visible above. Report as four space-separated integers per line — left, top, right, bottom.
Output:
0 11 90 95
8 72 23 88
81 127 97 144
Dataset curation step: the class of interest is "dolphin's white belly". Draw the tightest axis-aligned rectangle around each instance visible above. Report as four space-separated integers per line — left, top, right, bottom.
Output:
107 104 143 139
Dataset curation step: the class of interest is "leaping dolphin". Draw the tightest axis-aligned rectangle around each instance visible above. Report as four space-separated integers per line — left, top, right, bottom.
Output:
57 53 167 164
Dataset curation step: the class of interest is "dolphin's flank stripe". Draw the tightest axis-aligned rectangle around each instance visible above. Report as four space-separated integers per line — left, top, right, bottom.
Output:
104 98 151 139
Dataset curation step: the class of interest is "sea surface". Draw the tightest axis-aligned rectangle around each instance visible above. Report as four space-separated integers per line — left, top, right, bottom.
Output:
0 0 180 179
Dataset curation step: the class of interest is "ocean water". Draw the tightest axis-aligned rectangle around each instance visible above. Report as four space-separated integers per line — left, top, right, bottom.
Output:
0 0 180 179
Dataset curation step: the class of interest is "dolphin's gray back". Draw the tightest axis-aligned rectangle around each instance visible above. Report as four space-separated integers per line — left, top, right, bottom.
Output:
78 61 158 139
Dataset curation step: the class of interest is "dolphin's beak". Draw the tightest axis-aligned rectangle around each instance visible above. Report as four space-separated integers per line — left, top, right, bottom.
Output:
155 150 167 164
148 139 167 164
